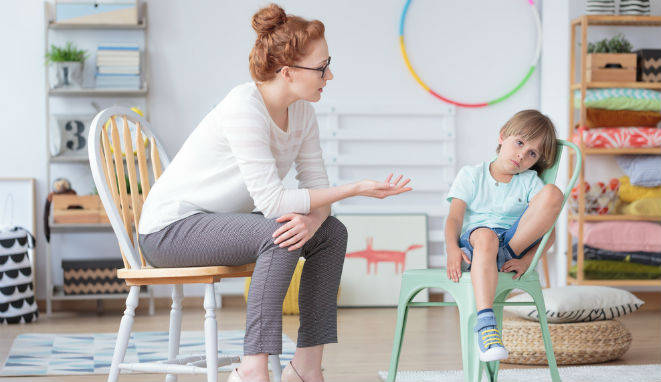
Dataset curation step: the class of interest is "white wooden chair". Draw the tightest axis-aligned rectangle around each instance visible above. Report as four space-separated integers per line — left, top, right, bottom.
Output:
88 107 282 382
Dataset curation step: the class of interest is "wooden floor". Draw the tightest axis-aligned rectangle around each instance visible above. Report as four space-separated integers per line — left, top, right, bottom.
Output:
1 305 659 382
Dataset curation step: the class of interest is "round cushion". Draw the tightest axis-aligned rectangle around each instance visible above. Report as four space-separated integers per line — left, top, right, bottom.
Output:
502 317 632 365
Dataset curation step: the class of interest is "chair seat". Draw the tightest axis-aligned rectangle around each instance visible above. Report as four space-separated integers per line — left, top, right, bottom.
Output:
117 263 255 285
402 267 540 285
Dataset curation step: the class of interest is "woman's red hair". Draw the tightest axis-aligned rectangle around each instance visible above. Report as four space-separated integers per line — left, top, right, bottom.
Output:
249 3 325 82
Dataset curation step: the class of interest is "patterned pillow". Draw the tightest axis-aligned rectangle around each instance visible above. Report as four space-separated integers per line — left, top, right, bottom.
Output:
504 286 644 323
574 88 661 111
572 127 661 148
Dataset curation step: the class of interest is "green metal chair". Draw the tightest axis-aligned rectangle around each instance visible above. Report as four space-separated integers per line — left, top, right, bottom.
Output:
387 140 581 382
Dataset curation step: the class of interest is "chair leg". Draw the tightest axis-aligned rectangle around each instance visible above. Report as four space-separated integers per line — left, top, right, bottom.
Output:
165 284 184 382
457 301 481 382
204 283 218 382
269 354 282 382
530 286 561 382
108 286 140 382
386 300 412 382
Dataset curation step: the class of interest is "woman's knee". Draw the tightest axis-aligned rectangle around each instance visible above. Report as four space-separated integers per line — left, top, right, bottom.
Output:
321 216 348 243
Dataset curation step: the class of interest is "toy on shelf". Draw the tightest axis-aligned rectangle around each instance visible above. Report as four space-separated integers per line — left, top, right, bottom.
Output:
570 178 620 215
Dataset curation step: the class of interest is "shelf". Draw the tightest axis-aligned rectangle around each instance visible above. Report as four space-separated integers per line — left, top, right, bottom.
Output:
566 276 661 287
51 287 149 301
569 214 661 222
49 156 88 163
49 222 113 232
49 87 148 97
49 20 146 30
571 15 661 27
571 82 661 90
47 2 147 30
573 147 661 155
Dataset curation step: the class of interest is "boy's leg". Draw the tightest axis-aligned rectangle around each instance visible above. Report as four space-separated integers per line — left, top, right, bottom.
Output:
506 185 563 257
469 228 500 311
469 228 508 362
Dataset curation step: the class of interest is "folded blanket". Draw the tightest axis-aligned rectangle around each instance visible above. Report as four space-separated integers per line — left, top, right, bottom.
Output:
572 243 661 266
618 176 661 203
574 88 661 111
616 155 661 187
619 197 661 216
586 108 661 128
569 260 661 280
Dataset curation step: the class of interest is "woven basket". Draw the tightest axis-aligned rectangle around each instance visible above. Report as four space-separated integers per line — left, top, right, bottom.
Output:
502 317 632 365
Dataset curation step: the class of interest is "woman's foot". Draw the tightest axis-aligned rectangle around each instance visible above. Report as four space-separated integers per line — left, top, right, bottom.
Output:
281 361 324 382
236 355 270 382
227 368 244 382
281 361 304 382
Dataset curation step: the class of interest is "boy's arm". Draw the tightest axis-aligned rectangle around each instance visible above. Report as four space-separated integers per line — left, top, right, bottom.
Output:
445 198 469 282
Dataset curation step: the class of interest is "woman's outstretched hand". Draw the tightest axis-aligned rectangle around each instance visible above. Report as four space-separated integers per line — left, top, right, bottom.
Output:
355 173 412 199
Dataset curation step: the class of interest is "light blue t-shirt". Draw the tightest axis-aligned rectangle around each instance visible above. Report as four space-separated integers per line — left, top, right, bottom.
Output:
446 160 545 235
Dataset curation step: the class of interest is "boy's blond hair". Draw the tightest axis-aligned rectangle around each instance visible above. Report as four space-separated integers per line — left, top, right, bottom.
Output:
496 109 557 175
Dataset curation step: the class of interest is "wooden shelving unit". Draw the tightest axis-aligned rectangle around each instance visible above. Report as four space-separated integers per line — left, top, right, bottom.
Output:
43 1 153 315
567 15 661 287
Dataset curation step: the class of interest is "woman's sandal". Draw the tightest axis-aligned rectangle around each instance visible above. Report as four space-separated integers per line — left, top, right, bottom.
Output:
227 368 244 382
281 361 305 382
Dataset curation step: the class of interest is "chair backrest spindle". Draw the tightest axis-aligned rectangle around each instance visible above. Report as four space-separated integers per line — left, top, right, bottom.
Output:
89 107 170 270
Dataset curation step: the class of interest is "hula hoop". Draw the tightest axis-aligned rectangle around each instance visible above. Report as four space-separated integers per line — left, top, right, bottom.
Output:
398 0 542 108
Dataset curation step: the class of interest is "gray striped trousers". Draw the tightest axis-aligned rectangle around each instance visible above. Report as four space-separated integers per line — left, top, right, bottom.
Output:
139 212 348 355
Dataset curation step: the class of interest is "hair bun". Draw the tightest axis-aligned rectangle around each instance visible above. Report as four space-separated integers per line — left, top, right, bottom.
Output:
252 3 287 36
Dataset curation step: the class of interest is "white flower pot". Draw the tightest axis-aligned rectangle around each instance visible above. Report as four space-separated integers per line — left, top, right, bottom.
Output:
49 61 83 88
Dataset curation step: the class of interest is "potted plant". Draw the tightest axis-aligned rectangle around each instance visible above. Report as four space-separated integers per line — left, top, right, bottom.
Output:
586 34 636 82
46 42 87 88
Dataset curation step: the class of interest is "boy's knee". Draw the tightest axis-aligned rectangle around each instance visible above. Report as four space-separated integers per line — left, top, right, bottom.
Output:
532 184 563 212
470 228 499 252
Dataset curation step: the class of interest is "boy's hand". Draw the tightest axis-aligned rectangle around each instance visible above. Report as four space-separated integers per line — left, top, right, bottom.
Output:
501 256 533 280
446 246 470 283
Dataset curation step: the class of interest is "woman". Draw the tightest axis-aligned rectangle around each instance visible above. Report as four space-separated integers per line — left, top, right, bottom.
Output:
138 4 411 382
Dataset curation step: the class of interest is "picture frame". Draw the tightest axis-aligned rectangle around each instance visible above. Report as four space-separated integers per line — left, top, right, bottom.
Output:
335 213 429 307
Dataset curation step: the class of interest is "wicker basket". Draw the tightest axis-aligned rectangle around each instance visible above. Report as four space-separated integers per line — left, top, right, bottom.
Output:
502 317 632 365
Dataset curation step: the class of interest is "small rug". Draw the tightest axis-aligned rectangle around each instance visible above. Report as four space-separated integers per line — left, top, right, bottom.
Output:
1 330 295 376
378 364 661 382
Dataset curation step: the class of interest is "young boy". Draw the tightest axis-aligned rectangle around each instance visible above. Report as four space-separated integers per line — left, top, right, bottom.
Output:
445 109 564 362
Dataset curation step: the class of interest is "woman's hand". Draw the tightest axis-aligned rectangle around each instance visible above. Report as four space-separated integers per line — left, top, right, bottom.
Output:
272 213 324 251
446 245 470 282
355 173 412 199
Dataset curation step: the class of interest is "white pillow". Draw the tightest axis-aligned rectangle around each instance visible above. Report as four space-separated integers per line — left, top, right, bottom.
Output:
504 286 644 323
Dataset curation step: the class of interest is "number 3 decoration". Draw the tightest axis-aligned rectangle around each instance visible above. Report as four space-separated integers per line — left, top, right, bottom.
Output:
398 0 542 108
50 115 94 157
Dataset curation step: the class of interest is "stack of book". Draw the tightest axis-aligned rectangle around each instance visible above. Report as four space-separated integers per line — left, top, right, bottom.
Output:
95 43 141 89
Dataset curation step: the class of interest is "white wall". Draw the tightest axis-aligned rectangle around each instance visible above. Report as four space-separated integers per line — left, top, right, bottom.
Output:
1 0 548 299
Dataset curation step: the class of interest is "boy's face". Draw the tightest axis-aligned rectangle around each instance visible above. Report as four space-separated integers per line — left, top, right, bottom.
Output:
497 134 543 174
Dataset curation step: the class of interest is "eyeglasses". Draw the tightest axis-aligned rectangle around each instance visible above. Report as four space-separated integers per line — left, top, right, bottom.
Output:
276 56 331 79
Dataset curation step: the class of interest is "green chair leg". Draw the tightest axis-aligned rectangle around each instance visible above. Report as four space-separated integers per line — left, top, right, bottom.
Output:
529 286 561 382
387 302 411 382
457 301 482 382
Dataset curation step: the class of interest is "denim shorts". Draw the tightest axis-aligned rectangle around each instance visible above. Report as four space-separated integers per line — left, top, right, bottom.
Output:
459 208 541 272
